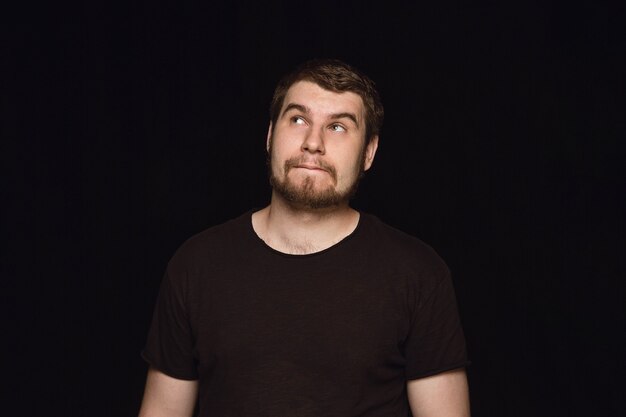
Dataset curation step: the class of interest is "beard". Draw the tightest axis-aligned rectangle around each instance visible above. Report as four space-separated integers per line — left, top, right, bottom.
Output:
268 143 366 210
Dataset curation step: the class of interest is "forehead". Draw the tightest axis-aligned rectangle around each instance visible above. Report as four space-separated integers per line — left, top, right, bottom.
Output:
281 81 365 119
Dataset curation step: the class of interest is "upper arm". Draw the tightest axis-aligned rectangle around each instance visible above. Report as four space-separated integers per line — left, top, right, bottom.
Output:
138 367 198 417
407 368 470 417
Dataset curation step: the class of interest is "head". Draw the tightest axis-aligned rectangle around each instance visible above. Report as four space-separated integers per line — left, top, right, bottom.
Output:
266 60 383 210
269 59 384 146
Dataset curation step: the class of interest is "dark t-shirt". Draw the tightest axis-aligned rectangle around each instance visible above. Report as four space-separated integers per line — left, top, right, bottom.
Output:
142 211 468 416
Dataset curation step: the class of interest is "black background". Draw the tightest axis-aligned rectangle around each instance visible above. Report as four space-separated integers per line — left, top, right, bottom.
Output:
3 1 625 416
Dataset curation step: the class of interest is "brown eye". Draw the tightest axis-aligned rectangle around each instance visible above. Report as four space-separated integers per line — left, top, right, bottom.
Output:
330 124 346 132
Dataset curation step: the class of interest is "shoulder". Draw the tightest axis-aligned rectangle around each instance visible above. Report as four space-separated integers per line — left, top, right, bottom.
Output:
357 213 451 292
167 210 253 273
356 214 459 320
360 214 448 270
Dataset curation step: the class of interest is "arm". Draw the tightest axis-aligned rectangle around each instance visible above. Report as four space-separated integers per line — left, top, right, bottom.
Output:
407 368 470 417
138 367 198 417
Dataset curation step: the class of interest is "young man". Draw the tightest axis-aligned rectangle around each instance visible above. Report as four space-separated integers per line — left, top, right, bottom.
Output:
139 59 470 417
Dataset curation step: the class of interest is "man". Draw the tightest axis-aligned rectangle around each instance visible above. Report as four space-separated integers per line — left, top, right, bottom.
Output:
139 59 470 417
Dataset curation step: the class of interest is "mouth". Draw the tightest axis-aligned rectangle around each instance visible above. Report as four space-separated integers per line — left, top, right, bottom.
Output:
294 164 328 172
284 158 337 181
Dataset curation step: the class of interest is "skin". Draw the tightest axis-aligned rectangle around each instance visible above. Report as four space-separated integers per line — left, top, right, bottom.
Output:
253 80 378 254
138 80 470 417
408 368 470 417
138 368 198 417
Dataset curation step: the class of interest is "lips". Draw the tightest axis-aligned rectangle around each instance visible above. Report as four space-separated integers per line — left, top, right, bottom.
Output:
284 157 337 181
295 163 327 171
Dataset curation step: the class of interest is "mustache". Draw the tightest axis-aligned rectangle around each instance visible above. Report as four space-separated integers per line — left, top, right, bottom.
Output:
284 157 337 180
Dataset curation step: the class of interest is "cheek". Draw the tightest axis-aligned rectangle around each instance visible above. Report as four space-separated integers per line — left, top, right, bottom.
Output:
344 148 366 170
273 138 302 161
270 135 292 156
269 150 283 175
269 144 292 176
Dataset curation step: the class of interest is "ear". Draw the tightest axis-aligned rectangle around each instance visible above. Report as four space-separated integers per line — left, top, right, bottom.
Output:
363 135 379 171
266 122 273 153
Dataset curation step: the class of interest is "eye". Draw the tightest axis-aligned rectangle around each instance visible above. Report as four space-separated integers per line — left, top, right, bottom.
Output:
329 124 346 132
291 116 306 125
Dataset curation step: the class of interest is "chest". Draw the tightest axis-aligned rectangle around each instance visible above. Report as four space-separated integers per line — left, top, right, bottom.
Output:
189 260 411 377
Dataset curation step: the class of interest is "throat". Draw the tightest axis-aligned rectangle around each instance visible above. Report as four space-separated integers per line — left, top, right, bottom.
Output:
251 205 360 255
273 235 321 255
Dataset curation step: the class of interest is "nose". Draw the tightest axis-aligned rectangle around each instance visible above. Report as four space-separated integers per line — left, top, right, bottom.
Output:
301 127 325 154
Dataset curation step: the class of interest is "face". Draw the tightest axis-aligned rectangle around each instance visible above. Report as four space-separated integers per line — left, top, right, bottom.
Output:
267 81 378 209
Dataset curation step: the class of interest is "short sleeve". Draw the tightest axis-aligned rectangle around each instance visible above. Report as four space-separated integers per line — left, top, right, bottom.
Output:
141 262 198 380
404 265 469 380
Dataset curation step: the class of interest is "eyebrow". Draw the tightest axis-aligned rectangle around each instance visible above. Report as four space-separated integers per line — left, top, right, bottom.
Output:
329 112 359 127
281 103 360 127
281 103 310 117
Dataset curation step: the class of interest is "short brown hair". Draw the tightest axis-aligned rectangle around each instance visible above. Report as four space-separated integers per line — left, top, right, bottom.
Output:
269 59 384 144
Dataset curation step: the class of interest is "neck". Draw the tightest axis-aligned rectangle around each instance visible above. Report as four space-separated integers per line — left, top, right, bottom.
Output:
251 192 360 255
